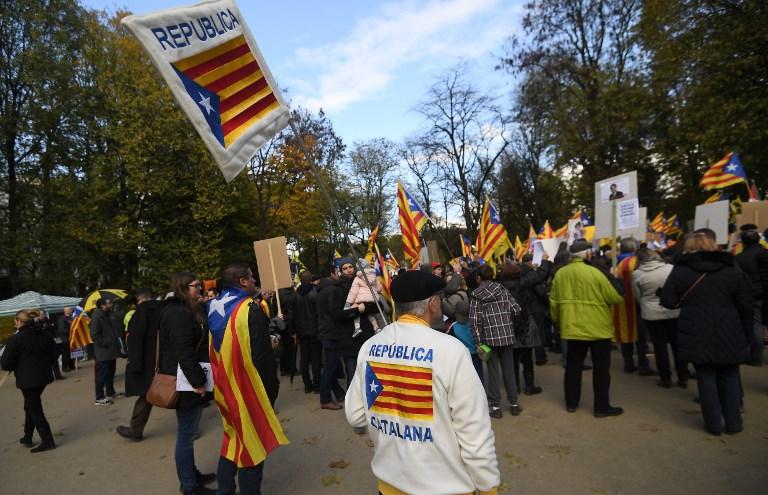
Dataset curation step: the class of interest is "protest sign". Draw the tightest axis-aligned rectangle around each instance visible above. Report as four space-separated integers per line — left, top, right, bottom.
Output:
694 200 729 244
122 0 290 182
616 198 640 231
737 200 768 232
532 239 560 265
253 237 293 292
594 171 638 238
177 362 214 392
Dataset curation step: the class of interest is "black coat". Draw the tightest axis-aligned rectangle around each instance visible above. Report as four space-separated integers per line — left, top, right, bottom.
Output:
1 322 57 389
501 264 549 349
158 298 211 410
660 251 753 365
757 250 768 324
270 288 296 338
735 243 766 301
246 301 280 405
294 284 318 337
316 277 341 341
334 275 376 358
124 300 163 397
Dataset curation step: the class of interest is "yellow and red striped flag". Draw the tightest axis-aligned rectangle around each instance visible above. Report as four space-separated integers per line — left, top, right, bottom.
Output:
385 249 400 272
122 1 290 182
365 361 433 421
68 308 92 350
397 181 428 267
700 152 748 191
460 235 472 257
476 196 512 265
365 225 380 263
514 235 527 261
527 225 537 254
650 212 665 232
374 243 392 302
208 292 288 467
538 220 554 239
552 223 568 239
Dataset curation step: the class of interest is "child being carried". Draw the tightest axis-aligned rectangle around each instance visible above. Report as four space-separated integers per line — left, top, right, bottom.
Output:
345 259 385 338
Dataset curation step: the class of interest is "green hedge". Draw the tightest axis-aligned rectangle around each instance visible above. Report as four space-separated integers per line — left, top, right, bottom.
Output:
0 317 15 345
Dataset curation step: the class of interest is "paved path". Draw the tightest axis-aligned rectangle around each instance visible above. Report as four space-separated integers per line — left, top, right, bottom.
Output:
1 354 766 494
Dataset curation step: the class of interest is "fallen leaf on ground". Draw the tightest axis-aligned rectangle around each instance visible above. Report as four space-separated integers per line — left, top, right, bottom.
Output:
321 474 342 486
329 459 350 469
302 436 319 445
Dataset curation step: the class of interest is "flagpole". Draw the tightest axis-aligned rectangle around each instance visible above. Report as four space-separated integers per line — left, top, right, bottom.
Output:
288 119 388 324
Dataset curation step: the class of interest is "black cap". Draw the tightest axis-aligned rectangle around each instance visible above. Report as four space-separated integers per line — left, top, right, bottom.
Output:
390 270 446 303
740 223 758 232
569 239 592 254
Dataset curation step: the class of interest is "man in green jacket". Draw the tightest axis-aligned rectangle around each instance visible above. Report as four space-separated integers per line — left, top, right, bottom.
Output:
550 240 624 417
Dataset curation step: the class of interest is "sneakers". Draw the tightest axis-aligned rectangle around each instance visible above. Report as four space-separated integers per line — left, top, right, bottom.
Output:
594 406 624 418
94 398 113 406
353 426 367 435
489 407 503 419
116 425 142 441
352 327 362 338
510 404 523 416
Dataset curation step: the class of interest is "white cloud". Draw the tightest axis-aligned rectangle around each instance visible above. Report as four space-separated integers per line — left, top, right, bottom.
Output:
290 0 517 113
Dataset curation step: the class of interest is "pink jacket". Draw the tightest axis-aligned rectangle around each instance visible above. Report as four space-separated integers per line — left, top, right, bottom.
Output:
346 268 381 305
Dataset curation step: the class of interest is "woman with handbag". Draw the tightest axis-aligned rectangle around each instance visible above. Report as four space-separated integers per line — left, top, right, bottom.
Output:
660 233 753 436
159 272 215 495
1 309 58 453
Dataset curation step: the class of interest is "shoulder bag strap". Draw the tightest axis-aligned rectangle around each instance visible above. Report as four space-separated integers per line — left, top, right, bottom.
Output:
677 273 707 308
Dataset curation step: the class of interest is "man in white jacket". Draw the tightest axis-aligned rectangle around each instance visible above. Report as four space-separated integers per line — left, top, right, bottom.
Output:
346 270 500 495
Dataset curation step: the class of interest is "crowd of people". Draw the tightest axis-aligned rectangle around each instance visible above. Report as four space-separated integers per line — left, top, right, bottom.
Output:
1 223 766 494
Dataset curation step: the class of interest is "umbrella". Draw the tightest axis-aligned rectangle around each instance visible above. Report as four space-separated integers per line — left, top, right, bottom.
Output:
80 289 127 312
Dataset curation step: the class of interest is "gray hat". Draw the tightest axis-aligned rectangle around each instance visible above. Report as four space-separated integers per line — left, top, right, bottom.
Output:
569 239 592 254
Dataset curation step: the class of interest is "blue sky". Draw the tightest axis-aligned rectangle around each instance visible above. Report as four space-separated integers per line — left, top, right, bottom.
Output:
83 0 524 146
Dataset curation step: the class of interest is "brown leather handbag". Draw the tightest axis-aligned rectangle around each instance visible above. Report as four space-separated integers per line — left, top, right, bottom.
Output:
145 331 179 409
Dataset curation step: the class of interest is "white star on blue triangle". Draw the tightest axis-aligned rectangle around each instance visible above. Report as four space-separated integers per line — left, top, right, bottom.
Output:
365 362 383 409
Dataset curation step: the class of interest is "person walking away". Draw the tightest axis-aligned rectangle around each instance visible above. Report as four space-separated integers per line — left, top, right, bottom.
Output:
117 288 162 441
613 238 656 375
1 309 58 452
345 270 500 495
294 270 322 393
315 266 347 410
499 261 548 395
550 240 624 417
161 273 216 495
661 233 752 435
56 307 75 372
207 264 287 495
470 264 524 418
90 299 121 405
442 271 480 380
632 248 687 388
734 224 765 366
344 258 383 337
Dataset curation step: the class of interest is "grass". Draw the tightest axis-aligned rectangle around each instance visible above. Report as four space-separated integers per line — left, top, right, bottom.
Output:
0 316 14 345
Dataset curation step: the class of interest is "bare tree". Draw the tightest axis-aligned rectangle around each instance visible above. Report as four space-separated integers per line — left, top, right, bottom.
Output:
400 138 438 219
413 64 510 234
347 138 399 239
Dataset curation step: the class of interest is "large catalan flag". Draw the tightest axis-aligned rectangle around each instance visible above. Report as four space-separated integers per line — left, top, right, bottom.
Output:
397 181 429 266
68 306 92 350
700 152 748 190
476 196 512 265
122 1 290 182
365 361 433 421
650 212 665 232
208 288 288 467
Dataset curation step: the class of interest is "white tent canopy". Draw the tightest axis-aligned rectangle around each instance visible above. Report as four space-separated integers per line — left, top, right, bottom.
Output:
0 291 81 318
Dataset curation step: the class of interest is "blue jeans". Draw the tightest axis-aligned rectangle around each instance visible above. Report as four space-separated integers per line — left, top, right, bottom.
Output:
217 456 264 495
319 339 345 404
176 404 204 491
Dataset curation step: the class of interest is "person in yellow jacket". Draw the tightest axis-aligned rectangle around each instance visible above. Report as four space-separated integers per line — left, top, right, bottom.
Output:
550 240 625 417
346 270 500 495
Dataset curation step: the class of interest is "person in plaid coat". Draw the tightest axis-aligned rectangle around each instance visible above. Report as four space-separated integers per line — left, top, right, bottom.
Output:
470 264 523 418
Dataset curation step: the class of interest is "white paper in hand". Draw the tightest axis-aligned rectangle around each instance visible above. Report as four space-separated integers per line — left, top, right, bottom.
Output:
176 363 214 392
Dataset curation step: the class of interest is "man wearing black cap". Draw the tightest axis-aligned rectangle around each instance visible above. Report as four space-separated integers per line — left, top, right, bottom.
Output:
735 224 766 365
550 240 625 417
345 271 499 495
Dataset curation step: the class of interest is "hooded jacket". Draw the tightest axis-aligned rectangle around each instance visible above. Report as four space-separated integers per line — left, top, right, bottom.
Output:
550 258 624 341
469 280 520 347
660 251 753 364
631 258 680 321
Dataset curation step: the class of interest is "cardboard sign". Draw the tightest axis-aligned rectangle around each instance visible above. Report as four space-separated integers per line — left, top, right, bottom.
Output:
567 219 585 246
738 200 768 232
694 200 729 244
427 240 440 265
616 198 640 231
594 171 638 238
253 237 293 291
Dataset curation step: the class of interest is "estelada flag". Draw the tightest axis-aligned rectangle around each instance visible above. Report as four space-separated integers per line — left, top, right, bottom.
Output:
122 0 290 182
365 361 433 421
207 288 288 466
700 152 748 191
397 181 428 266
460 235 472 257
374 243 392 302
68 306 92 350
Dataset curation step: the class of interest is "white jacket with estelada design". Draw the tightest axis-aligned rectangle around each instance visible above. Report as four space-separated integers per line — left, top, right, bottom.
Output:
345 318 499 495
